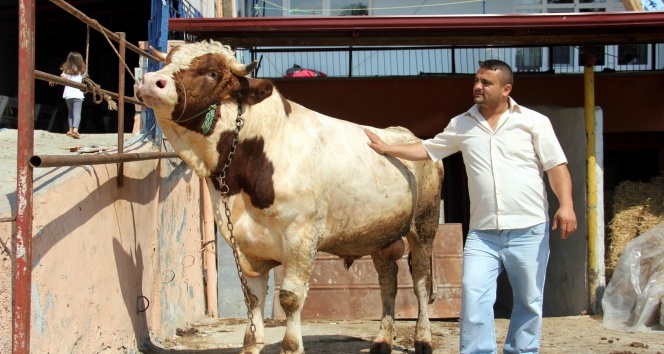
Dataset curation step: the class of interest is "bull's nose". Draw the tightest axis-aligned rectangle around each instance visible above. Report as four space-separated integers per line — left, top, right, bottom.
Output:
142 72 170 91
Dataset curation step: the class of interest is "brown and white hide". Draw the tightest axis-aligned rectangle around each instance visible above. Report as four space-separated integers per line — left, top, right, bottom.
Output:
135 40 443 354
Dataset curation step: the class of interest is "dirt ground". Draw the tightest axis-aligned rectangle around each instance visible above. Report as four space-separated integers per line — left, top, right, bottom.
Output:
151 316 664 354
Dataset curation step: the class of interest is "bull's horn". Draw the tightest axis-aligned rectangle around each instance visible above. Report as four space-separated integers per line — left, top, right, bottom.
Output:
229 60 258 77
149 46 167 62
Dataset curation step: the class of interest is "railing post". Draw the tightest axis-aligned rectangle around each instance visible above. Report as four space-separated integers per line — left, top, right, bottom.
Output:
117 32 126 187
14 0 36 352
583 44 602 314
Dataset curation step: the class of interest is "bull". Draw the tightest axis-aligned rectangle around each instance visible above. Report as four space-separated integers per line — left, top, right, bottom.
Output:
135 40 443 354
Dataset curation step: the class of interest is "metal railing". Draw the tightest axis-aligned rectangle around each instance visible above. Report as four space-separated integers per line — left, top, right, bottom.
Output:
245 43 664 78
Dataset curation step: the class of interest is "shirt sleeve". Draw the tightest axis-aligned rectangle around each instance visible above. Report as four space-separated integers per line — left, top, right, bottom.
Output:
422 118 461 161
532 114 567 171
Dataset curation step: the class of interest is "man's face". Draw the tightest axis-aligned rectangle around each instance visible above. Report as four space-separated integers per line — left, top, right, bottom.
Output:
473 68 510 107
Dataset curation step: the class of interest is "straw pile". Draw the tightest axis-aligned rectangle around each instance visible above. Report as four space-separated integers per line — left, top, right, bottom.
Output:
606 176 664 280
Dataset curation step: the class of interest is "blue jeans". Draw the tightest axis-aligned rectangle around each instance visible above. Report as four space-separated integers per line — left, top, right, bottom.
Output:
460 223 550 354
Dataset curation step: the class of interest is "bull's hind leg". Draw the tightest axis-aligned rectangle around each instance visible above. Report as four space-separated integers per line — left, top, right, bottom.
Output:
241 272 269 354
407 231 434 354
369 248 400 353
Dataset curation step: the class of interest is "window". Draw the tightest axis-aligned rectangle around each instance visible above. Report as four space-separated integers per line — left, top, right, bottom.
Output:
254 0 371 16
257 0 286 16
552 46 572 66
290 0 323 15
617 44 648 65
332 1 369 16
515 0 612 12
516 48 542 72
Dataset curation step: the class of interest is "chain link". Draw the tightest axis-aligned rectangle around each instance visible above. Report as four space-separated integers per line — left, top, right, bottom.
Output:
217 102 259 346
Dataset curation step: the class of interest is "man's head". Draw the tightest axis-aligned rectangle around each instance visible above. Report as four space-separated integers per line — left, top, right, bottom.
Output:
473 59 513 108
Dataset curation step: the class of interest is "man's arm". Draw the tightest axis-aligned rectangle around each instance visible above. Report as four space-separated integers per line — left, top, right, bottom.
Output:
364 129 430 161
546 163 577 239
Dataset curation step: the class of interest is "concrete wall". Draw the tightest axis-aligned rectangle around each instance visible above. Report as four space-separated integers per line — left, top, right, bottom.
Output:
0 143 206 353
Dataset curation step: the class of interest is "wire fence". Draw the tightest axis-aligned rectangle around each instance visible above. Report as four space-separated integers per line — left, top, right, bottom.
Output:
241 43 664 78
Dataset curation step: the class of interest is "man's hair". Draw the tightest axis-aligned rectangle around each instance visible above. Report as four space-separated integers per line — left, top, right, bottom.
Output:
478 60 513 86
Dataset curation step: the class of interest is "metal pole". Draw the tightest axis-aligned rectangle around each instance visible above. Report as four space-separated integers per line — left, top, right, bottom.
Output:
348 47 353 77
14 0 36 352
29 151 180 168
35 71 143 106
28 150 180 230
583 45 600 314
117 32 126 187
201 179 218 317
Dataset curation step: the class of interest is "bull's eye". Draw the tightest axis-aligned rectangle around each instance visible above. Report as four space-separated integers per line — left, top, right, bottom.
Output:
206 72 218 80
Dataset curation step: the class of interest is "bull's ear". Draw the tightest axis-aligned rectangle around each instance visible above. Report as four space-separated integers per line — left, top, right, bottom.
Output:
149 46 167 62
238 77 274 105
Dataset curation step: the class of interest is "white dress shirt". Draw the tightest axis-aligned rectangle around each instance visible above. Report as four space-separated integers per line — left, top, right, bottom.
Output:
422 98 567 230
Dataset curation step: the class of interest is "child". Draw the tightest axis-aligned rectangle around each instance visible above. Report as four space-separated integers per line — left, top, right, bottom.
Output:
49 51 86 138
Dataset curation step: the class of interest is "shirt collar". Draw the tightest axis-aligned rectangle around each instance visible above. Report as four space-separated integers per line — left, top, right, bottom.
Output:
508 97 522 114
465 97 521 119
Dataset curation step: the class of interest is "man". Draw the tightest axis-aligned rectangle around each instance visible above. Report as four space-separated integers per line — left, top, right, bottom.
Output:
364 59 577 354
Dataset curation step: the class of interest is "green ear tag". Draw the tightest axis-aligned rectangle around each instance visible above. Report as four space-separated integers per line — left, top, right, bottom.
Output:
201 104 218 134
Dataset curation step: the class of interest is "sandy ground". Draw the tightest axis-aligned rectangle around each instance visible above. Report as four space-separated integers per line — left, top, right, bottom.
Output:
150 316 664 354
0 128 147 213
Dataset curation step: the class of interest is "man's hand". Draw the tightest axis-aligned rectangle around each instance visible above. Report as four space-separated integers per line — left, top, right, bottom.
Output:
552 205 577 239
364 128 431 161
546 164 577 239
364 129 387 154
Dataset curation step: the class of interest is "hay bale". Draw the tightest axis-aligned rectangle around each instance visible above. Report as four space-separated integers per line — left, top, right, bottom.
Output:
606 176 664 280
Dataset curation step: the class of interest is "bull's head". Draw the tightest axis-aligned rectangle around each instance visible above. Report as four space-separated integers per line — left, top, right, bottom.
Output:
135 40 273 130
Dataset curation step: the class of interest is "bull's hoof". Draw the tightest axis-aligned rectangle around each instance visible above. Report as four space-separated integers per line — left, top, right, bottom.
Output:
370 341 392 354
414 340 433 354
279 350 303 354
239 345 264 354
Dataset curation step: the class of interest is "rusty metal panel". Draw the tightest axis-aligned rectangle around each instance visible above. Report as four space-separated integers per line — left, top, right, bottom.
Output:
273 223 463 320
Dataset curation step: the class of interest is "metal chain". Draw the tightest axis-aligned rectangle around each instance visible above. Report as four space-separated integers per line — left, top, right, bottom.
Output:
217 101 258 346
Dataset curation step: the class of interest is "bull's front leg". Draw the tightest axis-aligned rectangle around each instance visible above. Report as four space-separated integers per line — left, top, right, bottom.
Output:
278 246 315 354
240 272 269 354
